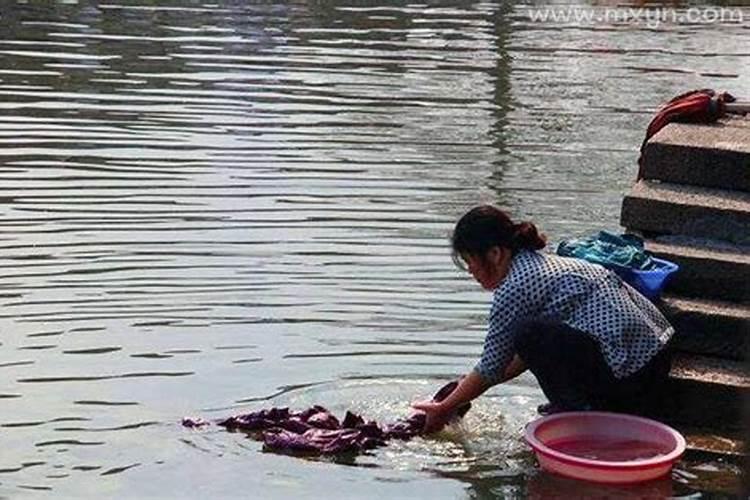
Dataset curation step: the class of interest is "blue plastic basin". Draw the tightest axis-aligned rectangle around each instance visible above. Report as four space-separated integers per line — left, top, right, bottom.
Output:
608 257 680 301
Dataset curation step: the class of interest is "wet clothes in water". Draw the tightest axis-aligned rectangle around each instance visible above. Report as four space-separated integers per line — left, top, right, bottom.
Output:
514 320 672 413
182 381 469 455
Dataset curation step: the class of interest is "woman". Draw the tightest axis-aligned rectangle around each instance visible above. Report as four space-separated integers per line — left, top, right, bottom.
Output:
413 205 674 432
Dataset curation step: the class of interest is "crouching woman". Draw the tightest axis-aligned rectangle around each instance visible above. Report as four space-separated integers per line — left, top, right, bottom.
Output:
413 205 674 431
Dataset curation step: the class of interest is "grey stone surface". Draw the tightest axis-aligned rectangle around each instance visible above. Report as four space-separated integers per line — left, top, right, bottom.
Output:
650 115 750 151
645 236 750 302
623 115 750 435
680 426 746 460
621 180 750 245
641 118 750 192
721 113 750 130
670 353 750 388
648 353 750 430
661 294 750 360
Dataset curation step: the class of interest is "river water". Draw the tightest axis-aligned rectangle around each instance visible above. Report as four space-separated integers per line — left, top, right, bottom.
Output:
0 1 747 498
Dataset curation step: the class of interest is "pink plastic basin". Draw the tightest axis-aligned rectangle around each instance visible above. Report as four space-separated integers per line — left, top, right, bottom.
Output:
524 412 686 484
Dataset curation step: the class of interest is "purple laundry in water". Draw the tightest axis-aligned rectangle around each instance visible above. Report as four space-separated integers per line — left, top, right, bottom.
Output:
184 381 469 455
181 417 210 428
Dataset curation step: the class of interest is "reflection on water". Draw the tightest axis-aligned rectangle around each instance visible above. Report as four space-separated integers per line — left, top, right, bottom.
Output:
0 1 747 498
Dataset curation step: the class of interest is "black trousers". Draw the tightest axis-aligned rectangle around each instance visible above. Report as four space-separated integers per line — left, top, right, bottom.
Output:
514 320 671 413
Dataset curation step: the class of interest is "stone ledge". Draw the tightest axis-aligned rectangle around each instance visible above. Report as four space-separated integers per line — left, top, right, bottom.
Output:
722 114 750 130
648 118 750 151
680 426 746 461
670 353 750 388
644 236 750 302
661 294 749 360
647 353 750 430
642 115 750 191
621 180 750 245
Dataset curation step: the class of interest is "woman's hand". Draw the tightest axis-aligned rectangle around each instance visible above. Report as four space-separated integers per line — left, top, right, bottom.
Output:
411 400 451 433
412 372 489 433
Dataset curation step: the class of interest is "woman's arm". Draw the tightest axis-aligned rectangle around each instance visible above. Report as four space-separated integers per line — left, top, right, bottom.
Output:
412 354 527 432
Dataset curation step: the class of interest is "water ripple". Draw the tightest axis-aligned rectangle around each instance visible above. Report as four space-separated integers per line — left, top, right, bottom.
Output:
18 372 194 383
0 1 746 498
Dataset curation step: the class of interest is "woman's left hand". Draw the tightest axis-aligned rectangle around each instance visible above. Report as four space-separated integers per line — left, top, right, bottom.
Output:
411 400 451 433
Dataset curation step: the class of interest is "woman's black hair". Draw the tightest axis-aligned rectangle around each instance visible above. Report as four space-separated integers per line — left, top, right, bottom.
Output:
451 205 546 269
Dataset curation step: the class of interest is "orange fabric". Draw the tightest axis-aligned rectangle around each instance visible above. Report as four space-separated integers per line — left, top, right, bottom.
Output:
637 89 735 179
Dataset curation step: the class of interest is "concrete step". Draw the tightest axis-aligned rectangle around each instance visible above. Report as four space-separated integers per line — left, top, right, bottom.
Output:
661 294 750 360
645 236 750 303
652 353 750 430
621 180 750 246
679 427 747 495
641 116 750 192
680 426 746 462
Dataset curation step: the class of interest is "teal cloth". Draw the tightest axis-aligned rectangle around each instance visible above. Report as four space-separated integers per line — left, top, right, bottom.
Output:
556 231 655 271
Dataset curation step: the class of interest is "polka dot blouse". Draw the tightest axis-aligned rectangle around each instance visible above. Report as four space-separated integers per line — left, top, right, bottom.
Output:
474 250 674 385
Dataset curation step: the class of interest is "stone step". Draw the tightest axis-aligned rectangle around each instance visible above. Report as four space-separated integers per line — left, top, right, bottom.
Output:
680 426 747 462
661 294 750 360
652 353 750 430
621 180 750 246
679 427 747 495
640 116 750 192
645 236 750 303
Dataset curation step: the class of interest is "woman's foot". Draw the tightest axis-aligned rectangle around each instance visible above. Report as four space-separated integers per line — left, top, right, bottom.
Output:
536 402 563 415
536 402 592 415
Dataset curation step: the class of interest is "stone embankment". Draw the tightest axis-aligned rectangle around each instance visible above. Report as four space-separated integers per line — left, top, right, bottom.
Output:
620 114 749 458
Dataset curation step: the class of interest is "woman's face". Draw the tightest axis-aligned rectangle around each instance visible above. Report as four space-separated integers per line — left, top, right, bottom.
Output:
461 247 509 290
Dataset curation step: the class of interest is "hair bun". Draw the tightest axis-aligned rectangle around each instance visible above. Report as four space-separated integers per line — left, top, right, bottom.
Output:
513 222 547 250
450 205 546 264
